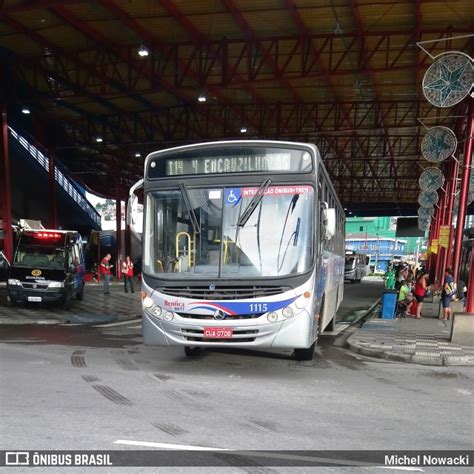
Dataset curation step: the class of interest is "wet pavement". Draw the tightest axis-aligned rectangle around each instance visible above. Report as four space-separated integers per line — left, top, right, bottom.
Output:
0 280 141 325
0 278 473 465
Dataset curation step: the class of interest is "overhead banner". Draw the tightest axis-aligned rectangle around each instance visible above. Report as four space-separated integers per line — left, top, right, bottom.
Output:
439 226 451 248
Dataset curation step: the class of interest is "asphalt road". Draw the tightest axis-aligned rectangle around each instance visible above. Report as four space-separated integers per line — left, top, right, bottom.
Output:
1 278 472 472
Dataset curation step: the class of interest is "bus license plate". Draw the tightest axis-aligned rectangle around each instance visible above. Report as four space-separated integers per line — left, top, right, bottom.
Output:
203 327 233 339
28 296 42 302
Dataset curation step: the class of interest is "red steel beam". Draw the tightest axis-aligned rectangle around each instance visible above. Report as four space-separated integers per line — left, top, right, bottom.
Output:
223 0 303 104
99 0 261 133
0 104 13 262
350 0 399 183
453 103 474 283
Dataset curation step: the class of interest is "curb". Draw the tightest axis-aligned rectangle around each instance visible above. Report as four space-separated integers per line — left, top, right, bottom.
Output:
347 338 474 366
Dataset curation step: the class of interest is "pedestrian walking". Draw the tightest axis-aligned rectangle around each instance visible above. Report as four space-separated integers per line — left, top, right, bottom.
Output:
100 253 113 295
122 255 134 293
440 268 456 321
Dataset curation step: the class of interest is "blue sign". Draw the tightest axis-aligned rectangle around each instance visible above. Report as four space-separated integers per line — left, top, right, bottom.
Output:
224 188 241 206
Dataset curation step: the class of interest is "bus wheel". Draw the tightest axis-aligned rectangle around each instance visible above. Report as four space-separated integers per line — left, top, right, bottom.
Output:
76 284 84 301
184 346 202 357
294 342 316 361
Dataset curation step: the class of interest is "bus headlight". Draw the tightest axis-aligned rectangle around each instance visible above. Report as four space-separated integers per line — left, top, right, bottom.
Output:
152 306 162 317
282 306 294 318
143 296 154 308
163 311 174 321
267 311 278 322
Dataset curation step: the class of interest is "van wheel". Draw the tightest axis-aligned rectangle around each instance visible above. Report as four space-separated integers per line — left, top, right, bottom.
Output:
63 292 71 310
294 342 316 361
76 284 84 301
7 297 18 307
184 346 202 357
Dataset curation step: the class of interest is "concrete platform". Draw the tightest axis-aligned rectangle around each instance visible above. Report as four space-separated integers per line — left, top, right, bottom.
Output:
347 298 474 366
0 279 141 325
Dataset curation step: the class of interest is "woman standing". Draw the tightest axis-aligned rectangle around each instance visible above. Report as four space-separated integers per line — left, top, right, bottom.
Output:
413 272 429 319
122 256 134 293
441 268 456 321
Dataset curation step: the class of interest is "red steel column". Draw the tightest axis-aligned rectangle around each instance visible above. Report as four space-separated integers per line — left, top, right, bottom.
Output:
0 104 13 262
443 158 458 272
125 199 131 258
426 204 439 272
115 178 122 279
453 104 474 282
434 188 447 286
49 152 57 229
466 241 474 313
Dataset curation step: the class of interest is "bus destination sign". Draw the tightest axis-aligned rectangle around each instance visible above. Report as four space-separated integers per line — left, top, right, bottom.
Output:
166 153 292 176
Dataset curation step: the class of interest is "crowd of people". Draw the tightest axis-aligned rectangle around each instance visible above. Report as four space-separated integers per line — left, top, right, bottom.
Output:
385 263 459 321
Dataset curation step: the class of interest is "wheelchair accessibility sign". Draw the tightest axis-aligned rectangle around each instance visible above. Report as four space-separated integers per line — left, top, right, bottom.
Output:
224 188 241 206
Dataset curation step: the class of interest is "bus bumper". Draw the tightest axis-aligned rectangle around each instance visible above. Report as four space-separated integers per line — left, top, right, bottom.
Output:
143 309 314 349
7 288 65 304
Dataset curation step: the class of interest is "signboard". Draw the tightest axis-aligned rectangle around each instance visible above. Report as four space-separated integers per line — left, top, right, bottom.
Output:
430 239 439 254
147 146 313 178
439 225 451 248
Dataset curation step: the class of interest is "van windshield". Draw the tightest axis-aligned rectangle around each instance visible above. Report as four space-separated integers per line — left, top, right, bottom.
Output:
14 235 67 270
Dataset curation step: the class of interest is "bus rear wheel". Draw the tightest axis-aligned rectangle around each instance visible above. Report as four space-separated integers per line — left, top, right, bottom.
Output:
294 342 316 361
184 346 202 357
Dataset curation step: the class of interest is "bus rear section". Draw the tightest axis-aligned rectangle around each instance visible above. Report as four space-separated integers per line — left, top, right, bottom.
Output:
7 230 85 308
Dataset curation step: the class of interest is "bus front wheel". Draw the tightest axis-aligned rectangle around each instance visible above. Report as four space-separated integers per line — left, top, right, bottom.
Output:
184 346 202 357
294 342 316 361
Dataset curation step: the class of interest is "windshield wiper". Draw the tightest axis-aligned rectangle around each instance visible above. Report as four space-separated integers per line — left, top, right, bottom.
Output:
237 178 272 227
179 183 200 234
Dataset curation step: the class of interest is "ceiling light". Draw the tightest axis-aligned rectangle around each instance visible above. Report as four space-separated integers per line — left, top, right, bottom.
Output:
138 45 149 57
240 127 247 133
198 94 207 103
21 107 31 114
134 152 141 158
95 137 103 143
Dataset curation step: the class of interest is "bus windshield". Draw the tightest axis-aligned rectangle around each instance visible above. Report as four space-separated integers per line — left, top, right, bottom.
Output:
345 257 356 271
144 185 314 279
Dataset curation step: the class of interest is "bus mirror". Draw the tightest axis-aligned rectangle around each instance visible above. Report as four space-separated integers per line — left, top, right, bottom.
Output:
322 206 336 240
127 194 138 226
0 251 10 270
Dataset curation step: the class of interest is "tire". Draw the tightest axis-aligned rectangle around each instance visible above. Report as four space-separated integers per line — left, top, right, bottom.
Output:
294 342 316 361
76 283 84 301
63 291 72 310
184 346 202 357
7 296 18 307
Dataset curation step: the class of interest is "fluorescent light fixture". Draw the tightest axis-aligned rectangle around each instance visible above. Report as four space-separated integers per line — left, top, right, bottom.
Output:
95 137 103 143
21 107 31 114
240 127 247 133
134 152 141 158
138 45 149 57
198 94 207 103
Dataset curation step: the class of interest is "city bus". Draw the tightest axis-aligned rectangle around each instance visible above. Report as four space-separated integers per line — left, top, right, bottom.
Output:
344 250 370 282
128 140 345 360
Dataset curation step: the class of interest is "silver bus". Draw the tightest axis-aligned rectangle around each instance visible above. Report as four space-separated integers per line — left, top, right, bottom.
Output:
128 141 345 360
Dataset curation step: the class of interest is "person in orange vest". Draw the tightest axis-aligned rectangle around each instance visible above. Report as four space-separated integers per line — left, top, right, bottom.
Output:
100 253 113 295
122 255 134 293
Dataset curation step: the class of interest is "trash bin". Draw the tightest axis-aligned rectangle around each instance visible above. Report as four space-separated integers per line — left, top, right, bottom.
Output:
381 290 398 319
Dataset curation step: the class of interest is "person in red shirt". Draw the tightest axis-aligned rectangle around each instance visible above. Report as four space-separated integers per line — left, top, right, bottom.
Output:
100 253 113 295
122 255 134 293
